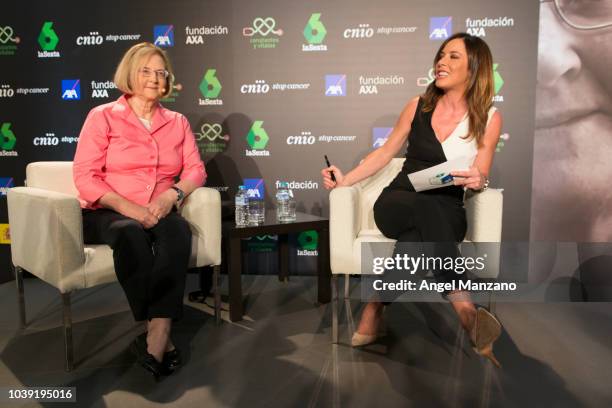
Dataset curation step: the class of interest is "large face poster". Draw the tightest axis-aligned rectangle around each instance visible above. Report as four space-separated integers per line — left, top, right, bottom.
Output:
532 0 612 242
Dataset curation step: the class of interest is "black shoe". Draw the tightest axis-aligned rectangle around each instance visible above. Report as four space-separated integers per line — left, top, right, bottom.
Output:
163 347 182 371
130 336 171 380
138 332 181 372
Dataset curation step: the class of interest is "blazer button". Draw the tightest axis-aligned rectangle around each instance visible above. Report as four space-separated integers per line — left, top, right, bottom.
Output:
146 185 152 191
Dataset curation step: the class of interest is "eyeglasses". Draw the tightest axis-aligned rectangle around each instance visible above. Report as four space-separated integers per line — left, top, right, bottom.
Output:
138 67 169 80
542 0 612 30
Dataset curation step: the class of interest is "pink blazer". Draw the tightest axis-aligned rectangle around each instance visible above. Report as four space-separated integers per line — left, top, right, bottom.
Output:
73 95 206 209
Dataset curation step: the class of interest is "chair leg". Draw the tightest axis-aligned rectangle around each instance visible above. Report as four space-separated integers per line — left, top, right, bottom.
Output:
62 293 74 372
332 275 339 344
15 266 26 329
488 290 496 314
344 274 350 299
213 265 221 325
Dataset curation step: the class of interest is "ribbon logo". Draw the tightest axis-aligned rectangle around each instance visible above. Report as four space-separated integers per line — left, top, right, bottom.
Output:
243 17 283 37
0 27 19 44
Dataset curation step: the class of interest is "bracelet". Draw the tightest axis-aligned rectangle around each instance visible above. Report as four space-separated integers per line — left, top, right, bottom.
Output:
480 177 489 191
171 186 185 202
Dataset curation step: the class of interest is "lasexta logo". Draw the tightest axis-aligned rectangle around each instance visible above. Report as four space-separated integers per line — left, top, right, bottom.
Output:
0 123 16 150
244 178 265 200
154 25 174 47
325 75 346 96
429 17 452 40
61 80 81 100
247 121 269 150
493 64 504 94
199 69 222 98
298 231 318 250
304 13 326 44
38 22 59 50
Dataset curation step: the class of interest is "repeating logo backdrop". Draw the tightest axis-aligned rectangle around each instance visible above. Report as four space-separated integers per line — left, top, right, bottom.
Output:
0 0 539 280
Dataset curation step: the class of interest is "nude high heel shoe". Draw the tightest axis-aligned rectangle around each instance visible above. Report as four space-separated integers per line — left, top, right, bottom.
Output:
351 307 386 347
471 307 502 368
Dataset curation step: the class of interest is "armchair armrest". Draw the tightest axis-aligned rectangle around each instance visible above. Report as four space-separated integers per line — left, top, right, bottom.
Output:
464 188 503 243
329 186 360 275
7 187 85 290
179 187 222 267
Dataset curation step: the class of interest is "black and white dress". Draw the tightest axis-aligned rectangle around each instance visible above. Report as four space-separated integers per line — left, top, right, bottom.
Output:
373 97 496 295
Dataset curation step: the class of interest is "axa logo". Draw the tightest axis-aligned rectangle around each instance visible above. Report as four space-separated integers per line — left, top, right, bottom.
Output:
246 121 269 150
0 123 16 151
325 75 346 96
61 79 81 100
429 17 452 40
372 127 393 148
153 25 174 47
244 178 265 200
0 177 14 196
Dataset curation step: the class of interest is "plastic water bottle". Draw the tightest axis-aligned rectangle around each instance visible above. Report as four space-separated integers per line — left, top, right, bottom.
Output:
235 185 249 227
276 182 296 222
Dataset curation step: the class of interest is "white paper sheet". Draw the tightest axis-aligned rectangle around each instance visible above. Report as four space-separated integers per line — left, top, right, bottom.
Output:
407 154 476 192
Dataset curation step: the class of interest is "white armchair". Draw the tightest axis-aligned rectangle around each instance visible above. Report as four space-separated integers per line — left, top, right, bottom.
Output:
329 158 503 343
7 161 222 370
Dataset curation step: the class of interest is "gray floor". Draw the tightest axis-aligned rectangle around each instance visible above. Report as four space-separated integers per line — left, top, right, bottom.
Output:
0 274 611 408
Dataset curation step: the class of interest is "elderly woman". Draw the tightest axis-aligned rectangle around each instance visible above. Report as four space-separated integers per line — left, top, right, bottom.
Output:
73 42 205 378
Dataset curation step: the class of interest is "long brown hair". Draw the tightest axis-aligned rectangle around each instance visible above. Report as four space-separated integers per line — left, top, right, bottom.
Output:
422 33 494 146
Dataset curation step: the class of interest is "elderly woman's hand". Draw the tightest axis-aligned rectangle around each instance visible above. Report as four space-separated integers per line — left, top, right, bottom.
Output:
451 166 487 190
147 189 177 220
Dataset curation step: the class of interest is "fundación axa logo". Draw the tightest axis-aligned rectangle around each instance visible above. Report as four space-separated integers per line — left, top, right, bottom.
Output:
185 24 229 45
0 26 20 56
246 121 270 156
465 17 515 37
429 17 452 40
194 123 230 154
91 81 117 98
325 75 346 96
302 13 327 52
38 21 60 58
61 79 81 100
198 69 222 106
0 122 17 156
243 17 283 49
153 25 174 47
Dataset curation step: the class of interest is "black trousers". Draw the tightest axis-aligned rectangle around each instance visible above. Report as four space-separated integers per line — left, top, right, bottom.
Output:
82 209 192 321
372 188 468 302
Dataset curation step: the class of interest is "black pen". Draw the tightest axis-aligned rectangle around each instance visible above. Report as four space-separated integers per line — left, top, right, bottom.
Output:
324 155 336 182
